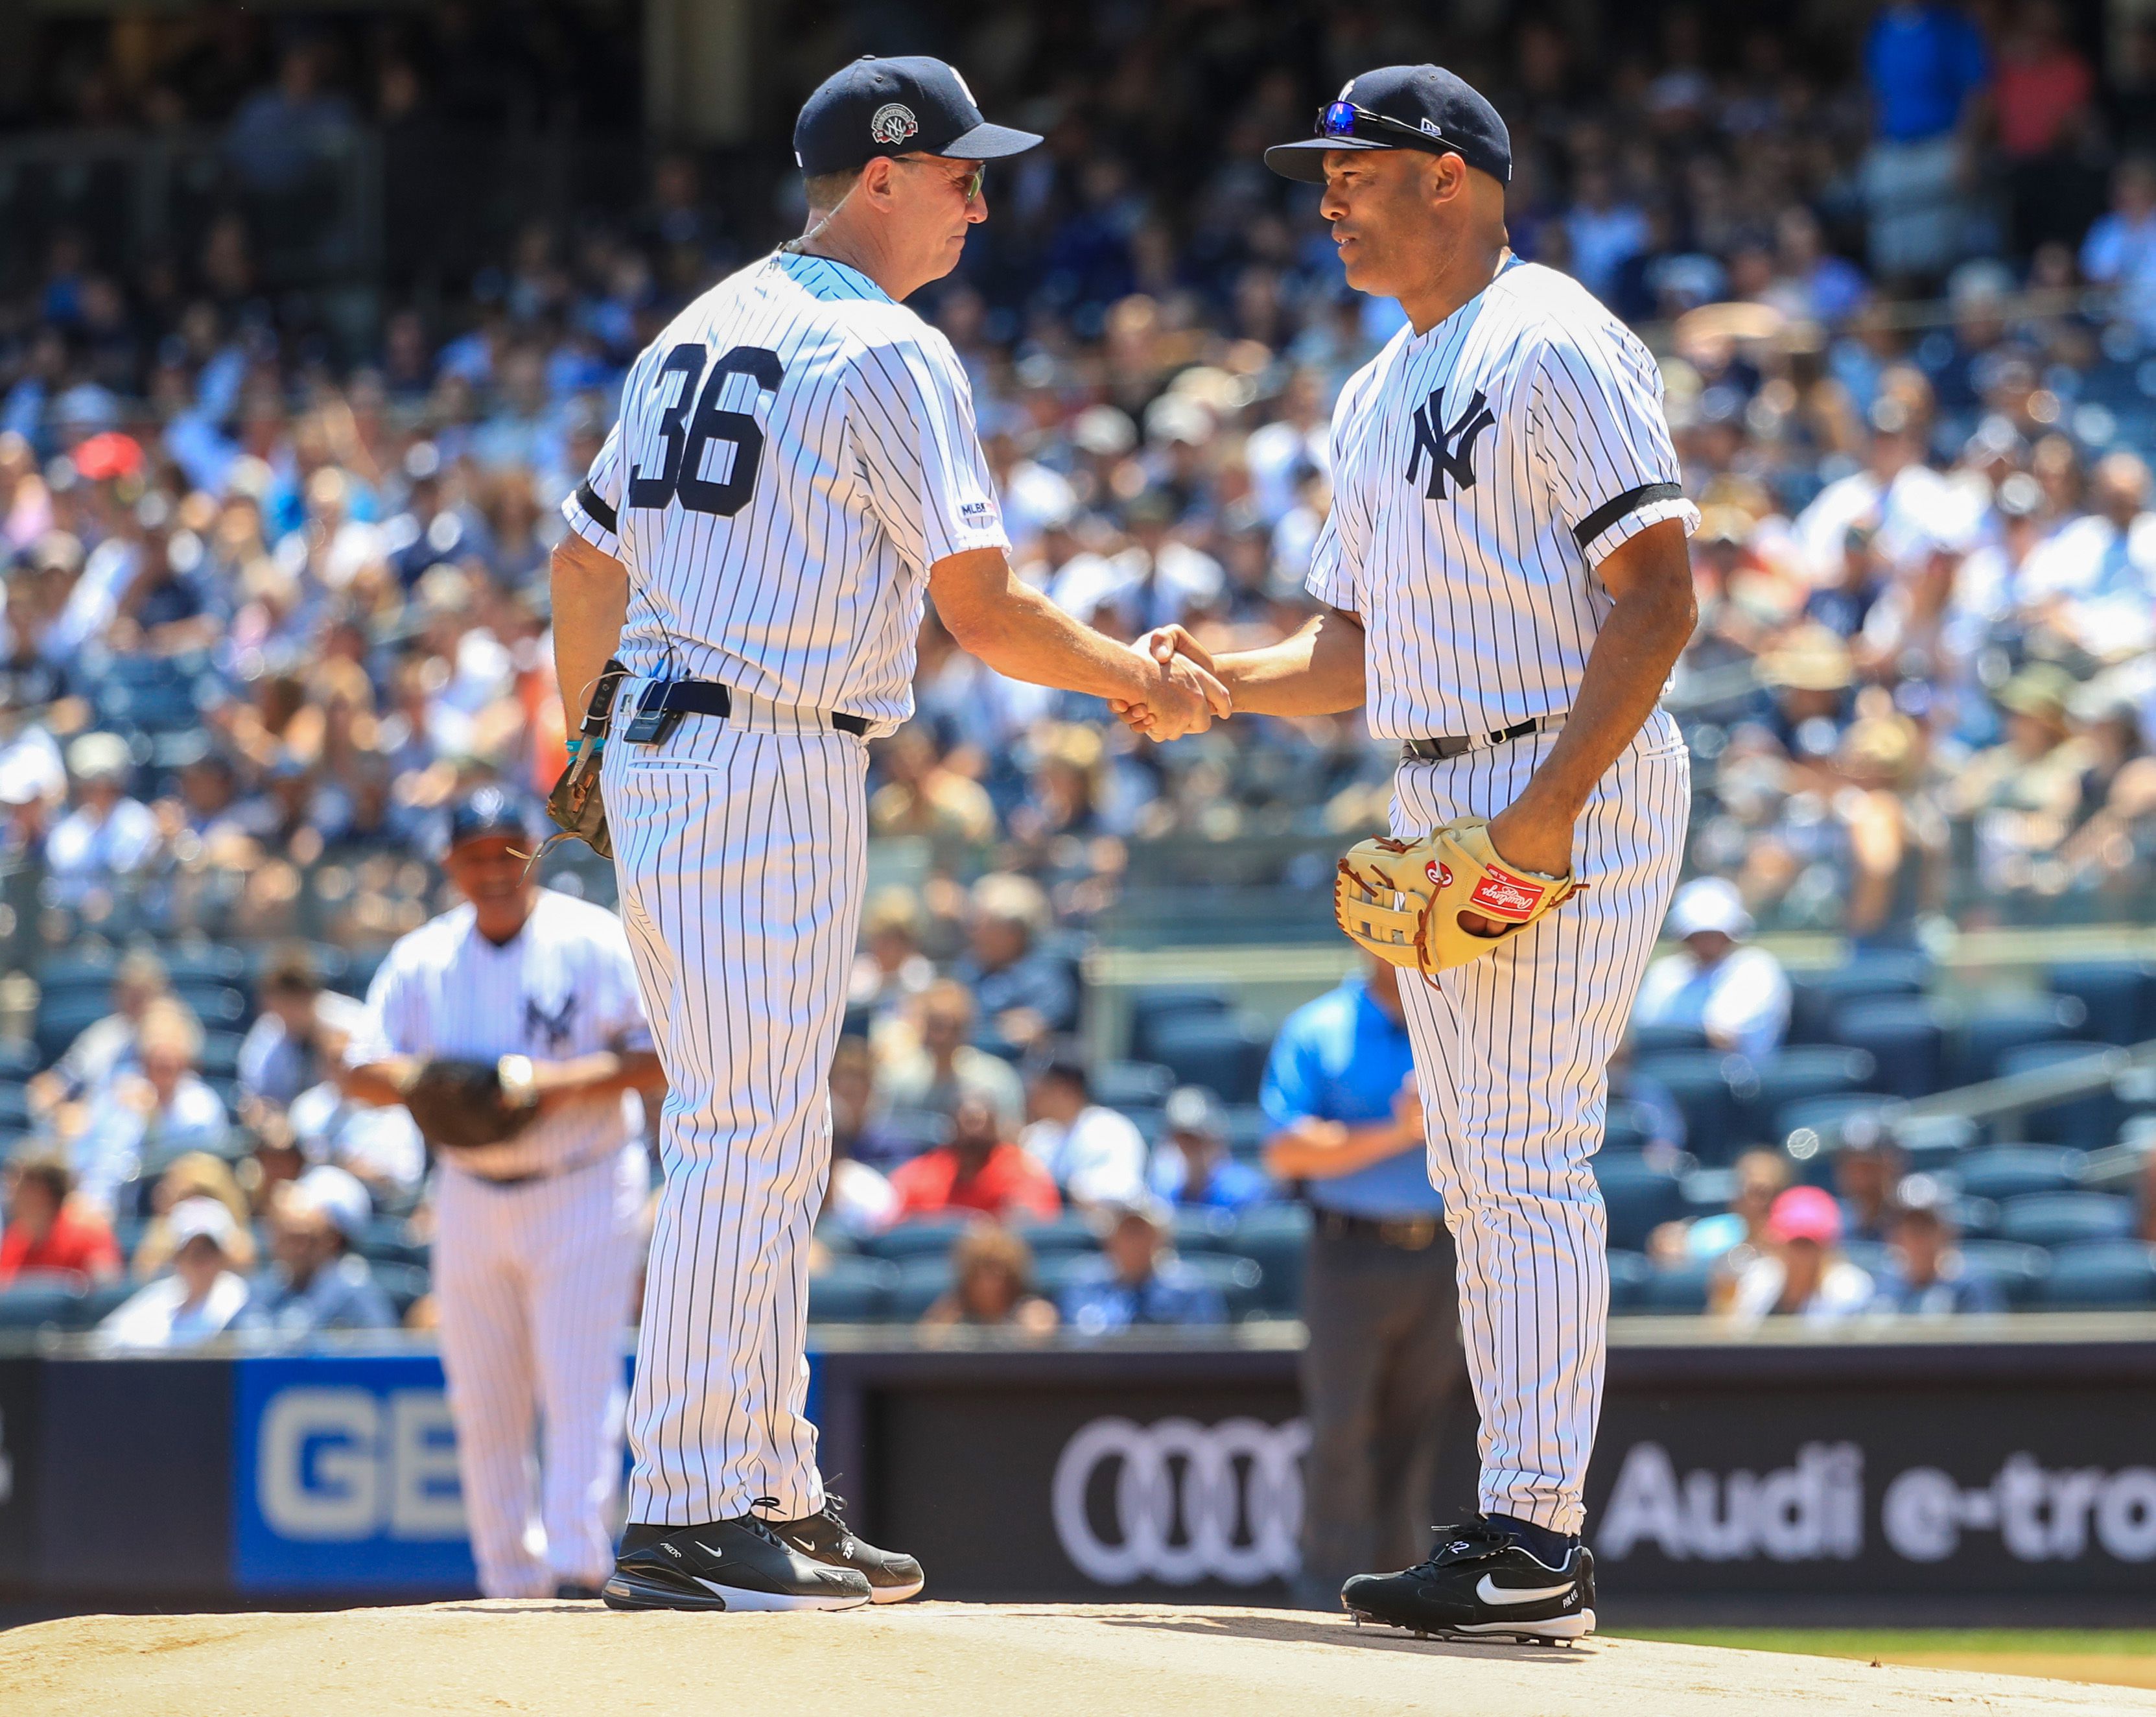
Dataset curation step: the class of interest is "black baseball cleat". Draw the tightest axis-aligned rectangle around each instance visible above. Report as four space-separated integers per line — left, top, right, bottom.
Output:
1341 1517 1596 1645
771 1493 926 1603
603 1511 871 1613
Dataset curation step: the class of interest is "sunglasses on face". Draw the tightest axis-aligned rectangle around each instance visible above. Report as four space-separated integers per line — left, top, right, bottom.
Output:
897 156 986 202
1314 101 1460 163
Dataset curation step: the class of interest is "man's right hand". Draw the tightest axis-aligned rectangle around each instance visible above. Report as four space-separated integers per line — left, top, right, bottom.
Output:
1118 637 1232 742
1112 626 1227 739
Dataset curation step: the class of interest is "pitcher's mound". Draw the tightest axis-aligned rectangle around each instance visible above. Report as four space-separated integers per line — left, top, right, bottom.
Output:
4 1600 2148 1716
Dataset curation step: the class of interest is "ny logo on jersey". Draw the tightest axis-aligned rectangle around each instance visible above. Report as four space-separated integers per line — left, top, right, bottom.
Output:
524 991 579 1054
1405 386 1496 501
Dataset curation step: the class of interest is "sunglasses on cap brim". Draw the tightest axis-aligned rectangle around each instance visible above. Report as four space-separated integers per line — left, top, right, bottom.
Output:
1313 100 1461 161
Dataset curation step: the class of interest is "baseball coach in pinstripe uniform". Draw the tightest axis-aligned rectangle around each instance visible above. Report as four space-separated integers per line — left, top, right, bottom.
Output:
548 55 1230 1613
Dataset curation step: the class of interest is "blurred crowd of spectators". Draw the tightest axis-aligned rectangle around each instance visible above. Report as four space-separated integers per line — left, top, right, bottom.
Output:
10 5 2156 1337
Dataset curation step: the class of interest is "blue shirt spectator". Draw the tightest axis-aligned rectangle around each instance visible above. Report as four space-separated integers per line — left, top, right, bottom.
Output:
1866 3 1989 143
1260 964 1445 1222
1150 1085 1272 1213
1059 1201 1227 1331
240 1168 397 1340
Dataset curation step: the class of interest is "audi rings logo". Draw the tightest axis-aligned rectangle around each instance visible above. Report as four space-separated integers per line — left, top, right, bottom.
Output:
1051 1415 1309 1585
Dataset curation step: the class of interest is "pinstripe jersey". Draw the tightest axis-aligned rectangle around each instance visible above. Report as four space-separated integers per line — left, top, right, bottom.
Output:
347 890 653 1181
561 250 1009 733
1307 258 1698 739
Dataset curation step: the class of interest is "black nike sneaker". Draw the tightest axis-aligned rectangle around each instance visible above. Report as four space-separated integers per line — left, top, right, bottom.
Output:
770 1493 925 1604
603 1512 872 1613
1341 1517 1596 1645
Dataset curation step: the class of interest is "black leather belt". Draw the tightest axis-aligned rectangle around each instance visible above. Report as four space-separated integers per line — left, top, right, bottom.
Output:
1403 715 1554 762
1315 1209 1446 1250
641 678 869 737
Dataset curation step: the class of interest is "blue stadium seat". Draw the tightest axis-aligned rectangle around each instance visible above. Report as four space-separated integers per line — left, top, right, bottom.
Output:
1593 1155 1689 1251
1229 1204 1311 1316
888 1255 955 1322
1958 1240 2052 1308
0 1084 29 1132
1223 1104 1273 1162
1088 1060 1177 1111
2037 1241 2156 1310
1639 1259 1715 1313
807 1257 898 1323
0 1280 86 1331
1179 1251 1264 1320
1171 1207 1238 1253
197 1031 247 1082
1788 951 1930 1045
1889 1113 1986 1167
35 952 117 997
1602 1098 1657 1156
1953 1146 2087 1204
1774 1092 1892 1155
1632 1052 1754 1164
1013 1215 1101 1258
2050 960 2156 1047
861 1218 974 1262
1949 994 2089 1086
1743 1047 1877 1139
357 1219 429 1268
171 982 250 1032
1147 1015 1272 1106
1628 1021 1710 1058
159 943 249 986
66 1281 138 1331
34 991 113 1065
1997 1191 2136 1249
1829 997 1947 1099
1127 988 1232 1062
877 1107 952 1157
1608 1249 1655 1313
1995 1041 2122 1152
369 1261 430 1318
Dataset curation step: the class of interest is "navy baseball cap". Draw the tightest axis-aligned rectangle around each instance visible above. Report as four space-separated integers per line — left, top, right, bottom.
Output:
1265 65 1512 186
794 55 1042 178
445 783 528 850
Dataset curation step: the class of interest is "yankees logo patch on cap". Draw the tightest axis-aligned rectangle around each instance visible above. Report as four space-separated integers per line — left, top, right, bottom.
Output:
870 102 918 145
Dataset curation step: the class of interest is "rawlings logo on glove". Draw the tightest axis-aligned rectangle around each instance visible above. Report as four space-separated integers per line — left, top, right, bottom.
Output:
1335 816 1584 978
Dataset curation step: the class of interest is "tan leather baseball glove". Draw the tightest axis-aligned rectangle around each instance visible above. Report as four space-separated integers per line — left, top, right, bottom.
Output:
1334 816 1584 978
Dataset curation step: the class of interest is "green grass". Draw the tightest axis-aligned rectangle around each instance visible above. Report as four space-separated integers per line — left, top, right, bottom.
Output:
1619 1629 2156 1657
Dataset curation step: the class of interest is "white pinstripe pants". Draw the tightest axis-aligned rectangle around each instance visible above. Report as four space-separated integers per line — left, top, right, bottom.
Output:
1391 707 1689 1537
603 700 867 1526
433 1148 648 1597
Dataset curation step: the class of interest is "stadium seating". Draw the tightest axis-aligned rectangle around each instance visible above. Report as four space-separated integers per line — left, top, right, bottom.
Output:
1627 1022 1710 1058
1949 993 2089 1086
1608 1249 1655 1312
0 1279 86 1331
808 1257 897 1322
368 1261 431 1318
876 1107 953 1157
1637 1259 1715 1313
1145 1015 1272 1106
1995 1191 2137 1249
861 1218 972 1262
1171 1207 1238 1253
1995 1041 2123 1152
1087 1060 1177 1111
1226 1204 1310 1316
1223 1104 1273 1162
2049 960 2156 1047
1953 1146 2087 1203
1013 1214 1101 1258
889 1255 955 1322
2036 1241 2156 1308
1178 1251 1264 1320
34 991 112 1065
1593 1155 1690 1252
1632 1051 1753 1163
1787 951 1930 1045
1127 988 1232 1063
1742 1047 1876 1140
1958 1240 2052 1308
1829 997 1947 1099
0 1084 30 1132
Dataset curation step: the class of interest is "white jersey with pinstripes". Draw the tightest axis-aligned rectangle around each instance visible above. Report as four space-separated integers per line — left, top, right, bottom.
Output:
560 250 1008 732
346 888 653 1597
349 890 653 1179
1311 255 1698 1543
1307 257 1698 740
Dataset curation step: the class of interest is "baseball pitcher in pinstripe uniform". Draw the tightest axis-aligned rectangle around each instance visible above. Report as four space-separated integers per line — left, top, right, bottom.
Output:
550 55 1228 1613
1130 65 1697 1642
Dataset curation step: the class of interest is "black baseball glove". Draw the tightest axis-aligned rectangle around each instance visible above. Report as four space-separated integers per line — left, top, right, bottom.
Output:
398 1058 539 1150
